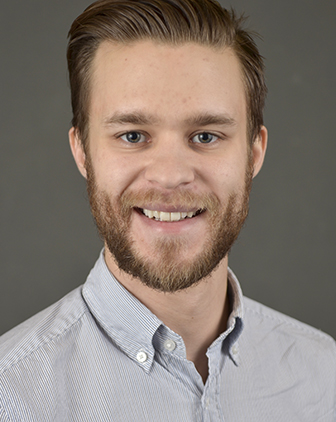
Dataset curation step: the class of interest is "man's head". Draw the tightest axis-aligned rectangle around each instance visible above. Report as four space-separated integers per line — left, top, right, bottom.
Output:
68 0 267 293
67 0 266 149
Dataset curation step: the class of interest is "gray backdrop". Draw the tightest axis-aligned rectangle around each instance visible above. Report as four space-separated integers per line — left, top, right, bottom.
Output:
1 1 335 337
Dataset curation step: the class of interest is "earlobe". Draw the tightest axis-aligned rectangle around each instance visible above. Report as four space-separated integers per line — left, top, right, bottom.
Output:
252 125 268 178
69 127 87 179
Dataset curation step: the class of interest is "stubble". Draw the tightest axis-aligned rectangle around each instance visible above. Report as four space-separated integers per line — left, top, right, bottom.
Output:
86 155 253 292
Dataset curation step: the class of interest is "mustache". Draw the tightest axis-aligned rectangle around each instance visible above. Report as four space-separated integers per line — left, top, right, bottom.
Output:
119 189 222 215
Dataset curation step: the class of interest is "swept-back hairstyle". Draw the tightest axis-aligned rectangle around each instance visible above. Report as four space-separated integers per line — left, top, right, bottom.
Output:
67 0 266 147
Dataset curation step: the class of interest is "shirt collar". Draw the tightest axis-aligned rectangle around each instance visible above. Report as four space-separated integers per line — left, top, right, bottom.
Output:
82 250 162 372
225 268 244 365
82 250 244 370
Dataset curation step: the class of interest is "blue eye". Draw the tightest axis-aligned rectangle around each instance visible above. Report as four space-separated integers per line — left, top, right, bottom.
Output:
120 132 146 143
192 133 218 144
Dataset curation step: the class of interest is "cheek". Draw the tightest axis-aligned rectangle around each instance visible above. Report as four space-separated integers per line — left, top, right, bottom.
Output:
206 157 247 197
92 151 142 194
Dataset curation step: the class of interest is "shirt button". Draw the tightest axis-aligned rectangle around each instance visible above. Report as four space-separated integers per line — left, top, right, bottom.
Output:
231 345 239 355
164 339 176 351
136 351 148 363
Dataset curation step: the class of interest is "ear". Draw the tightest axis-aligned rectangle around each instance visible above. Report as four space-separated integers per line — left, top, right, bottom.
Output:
251 125 268 178
69 127 87 179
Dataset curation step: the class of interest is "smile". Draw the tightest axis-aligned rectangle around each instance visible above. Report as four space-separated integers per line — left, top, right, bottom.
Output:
140 208 204 222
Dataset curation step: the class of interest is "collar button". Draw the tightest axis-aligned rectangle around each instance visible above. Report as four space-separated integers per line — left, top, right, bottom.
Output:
136 351 148 363
164 339 176 352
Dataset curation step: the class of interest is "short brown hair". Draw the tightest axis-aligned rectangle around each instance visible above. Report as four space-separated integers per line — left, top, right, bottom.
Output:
67 0 266 147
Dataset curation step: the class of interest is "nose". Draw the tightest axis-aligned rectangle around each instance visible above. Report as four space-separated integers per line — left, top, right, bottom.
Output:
144 137 195 189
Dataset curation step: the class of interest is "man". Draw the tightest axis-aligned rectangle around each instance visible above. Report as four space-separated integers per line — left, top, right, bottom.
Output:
0 0 335 420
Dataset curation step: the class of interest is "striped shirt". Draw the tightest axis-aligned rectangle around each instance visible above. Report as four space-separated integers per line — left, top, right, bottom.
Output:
0 250 335 421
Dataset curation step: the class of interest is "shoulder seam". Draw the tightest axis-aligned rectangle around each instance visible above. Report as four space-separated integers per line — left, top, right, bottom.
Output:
244 299 336 344
0 308 88 377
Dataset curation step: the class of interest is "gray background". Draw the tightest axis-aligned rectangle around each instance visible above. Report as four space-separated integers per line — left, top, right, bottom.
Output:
0 1 335 337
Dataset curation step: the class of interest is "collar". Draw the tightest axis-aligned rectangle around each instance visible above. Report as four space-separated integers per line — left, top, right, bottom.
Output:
82 250 244 371
225 268 244 365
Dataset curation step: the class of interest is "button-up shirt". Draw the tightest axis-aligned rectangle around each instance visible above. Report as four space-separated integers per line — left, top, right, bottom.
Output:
0 251 335 421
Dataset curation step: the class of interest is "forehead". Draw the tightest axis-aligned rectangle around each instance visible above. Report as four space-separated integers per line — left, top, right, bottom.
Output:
90 40 246 126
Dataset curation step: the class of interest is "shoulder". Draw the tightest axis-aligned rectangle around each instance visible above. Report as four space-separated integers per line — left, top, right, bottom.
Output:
243 295 336 360
238 297 336 416
0 286 88 375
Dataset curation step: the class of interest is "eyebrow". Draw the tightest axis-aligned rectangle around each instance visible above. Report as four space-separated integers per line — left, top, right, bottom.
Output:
103 111 159 127
185 112 237 127
103 111 237 128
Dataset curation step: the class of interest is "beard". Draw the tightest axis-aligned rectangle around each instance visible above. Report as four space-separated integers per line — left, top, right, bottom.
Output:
86 155 253 293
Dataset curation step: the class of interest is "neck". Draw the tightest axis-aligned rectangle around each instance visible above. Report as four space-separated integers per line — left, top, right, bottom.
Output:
105 250 230 383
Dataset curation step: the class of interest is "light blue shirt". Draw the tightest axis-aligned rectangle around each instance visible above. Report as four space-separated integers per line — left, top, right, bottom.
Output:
0 251 335 421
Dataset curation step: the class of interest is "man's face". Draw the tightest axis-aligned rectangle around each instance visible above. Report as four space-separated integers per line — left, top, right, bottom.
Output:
71 41 266 292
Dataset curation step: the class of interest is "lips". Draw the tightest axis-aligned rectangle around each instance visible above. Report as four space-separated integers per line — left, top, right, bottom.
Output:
140 208 204 222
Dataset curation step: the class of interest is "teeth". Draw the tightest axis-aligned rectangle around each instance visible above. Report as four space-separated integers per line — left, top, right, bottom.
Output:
160 212 170 222
146 210 154 219
170 212 180 222
142 209 199 222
